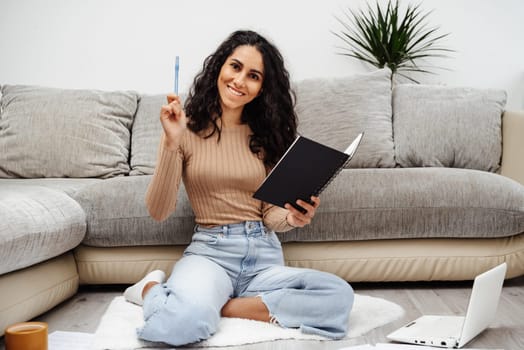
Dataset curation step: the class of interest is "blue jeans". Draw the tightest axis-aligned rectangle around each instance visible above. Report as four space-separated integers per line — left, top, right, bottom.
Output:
138 221 354 346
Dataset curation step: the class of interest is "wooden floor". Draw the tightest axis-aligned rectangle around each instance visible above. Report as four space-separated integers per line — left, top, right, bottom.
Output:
1 275 523 349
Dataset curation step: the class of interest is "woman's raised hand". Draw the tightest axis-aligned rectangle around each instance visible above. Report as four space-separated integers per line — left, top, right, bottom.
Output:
160 93 188 150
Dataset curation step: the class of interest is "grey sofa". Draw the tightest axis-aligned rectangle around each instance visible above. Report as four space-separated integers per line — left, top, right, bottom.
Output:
1 68 524 335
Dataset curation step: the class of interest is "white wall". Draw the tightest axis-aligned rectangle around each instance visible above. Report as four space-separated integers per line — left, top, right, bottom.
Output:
1 0 523 109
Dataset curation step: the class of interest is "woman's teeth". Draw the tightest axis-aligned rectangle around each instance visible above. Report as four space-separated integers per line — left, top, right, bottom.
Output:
228 86 244 96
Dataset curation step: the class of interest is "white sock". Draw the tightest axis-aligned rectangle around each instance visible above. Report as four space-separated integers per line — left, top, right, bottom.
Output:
124 270 166 306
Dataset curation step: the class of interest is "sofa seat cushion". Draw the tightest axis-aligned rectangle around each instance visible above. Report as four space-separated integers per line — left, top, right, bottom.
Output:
279 168 524 243
0 178 102 197
0 185 86 274
72 176 195 247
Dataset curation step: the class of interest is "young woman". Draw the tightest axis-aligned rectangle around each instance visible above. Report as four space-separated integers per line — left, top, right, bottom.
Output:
124 30 354 346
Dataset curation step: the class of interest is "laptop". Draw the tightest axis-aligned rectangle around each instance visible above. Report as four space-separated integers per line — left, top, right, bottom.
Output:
386 262 507 348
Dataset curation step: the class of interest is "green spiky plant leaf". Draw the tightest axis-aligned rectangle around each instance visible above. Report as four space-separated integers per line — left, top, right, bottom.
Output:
333 0 453 83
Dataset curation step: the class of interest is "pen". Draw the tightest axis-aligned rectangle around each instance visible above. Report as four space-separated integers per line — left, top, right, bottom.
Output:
174 56 179 94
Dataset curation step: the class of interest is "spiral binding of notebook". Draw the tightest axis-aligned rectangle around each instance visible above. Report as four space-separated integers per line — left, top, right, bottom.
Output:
311 131 364 198
312 156 351 197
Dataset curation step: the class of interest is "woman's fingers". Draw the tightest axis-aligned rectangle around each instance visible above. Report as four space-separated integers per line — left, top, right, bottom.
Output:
159 94 188 145
285 196 321 227
296 196 320 217
161 95 183 121
166 93 179 104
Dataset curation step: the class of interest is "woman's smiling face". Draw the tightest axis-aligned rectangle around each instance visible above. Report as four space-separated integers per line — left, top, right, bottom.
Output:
217 45 264 118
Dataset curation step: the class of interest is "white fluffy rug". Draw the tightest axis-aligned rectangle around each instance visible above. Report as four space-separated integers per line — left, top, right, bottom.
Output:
93 294 404 349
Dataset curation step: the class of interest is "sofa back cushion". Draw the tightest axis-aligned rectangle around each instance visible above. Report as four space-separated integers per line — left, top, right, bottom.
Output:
393 84 507 172
295 68 395 168
0 85 138 178
129 94 165 175
129 93 188 176
130 69 395 175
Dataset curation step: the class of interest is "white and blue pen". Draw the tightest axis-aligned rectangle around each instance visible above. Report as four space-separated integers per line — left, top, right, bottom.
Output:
174 56 180 94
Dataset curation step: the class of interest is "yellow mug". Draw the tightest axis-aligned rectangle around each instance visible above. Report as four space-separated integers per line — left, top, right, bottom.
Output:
5 322 48 350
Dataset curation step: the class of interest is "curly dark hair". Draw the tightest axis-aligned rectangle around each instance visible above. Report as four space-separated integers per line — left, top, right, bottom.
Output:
184 30 297 168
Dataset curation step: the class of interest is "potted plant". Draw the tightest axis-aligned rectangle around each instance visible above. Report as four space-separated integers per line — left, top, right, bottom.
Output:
333 0 453 83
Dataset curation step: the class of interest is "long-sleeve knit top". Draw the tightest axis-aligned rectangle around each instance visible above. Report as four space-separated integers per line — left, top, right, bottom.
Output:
145 123 294 232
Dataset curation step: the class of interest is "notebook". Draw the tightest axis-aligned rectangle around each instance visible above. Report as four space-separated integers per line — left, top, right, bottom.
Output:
253 132 364 213
386 263 507 348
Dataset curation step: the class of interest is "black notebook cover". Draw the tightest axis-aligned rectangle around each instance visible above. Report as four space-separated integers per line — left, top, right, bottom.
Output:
253 132 363 211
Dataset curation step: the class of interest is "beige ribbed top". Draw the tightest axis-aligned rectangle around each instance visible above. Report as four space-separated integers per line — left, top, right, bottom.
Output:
145 123 294 232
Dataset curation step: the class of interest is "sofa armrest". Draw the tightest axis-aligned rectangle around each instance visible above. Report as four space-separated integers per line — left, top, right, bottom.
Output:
500 110 524 185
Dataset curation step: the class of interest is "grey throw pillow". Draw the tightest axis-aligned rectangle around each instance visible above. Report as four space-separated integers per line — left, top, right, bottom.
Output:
0 85 138 178
129 94 166 175
295 68 395 168
393 85 507 172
